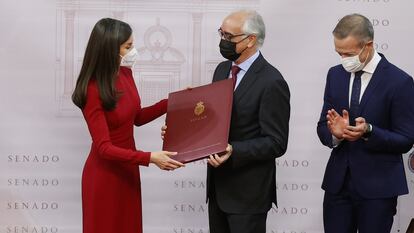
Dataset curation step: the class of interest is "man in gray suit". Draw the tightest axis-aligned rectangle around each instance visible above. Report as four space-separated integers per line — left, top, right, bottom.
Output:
206 10 290 233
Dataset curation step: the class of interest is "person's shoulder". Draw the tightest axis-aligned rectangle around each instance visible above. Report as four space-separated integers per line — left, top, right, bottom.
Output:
216 60 231 69
382 58 412 82
87 78 97 87
260 57 285 82
328 64 344 74
323 64 345 84
86 78 99 97
119 66 133 79
257 60 289 93
213 60 231 78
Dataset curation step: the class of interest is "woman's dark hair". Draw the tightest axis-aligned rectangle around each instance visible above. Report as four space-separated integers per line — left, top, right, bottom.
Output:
72 18 132 110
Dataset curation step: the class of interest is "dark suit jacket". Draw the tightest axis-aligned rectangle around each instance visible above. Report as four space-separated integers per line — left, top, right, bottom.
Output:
317 54 414 198
207 53 290 214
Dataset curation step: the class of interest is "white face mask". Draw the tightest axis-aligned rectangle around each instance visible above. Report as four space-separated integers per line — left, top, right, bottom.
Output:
120 47 138 68
341 45 368 73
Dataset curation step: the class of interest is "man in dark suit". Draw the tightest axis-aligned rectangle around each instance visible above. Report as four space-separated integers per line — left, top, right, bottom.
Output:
206 10 290 233
317 14 414 233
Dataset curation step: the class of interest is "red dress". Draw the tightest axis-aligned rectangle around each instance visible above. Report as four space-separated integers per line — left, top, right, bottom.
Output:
81 66 167 233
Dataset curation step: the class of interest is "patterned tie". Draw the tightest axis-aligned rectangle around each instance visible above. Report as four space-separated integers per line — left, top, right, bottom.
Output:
231 65 241 89
349 70 363 126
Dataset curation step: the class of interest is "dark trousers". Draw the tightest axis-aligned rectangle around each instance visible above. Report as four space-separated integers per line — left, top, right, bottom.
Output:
208 194 267 233
323 171 397 233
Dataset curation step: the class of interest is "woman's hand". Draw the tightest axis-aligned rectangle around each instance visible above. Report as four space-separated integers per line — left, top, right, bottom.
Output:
150 151 184 171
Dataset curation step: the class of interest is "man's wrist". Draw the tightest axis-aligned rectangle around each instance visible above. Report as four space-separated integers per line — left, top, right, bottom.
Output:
363 123 372 139
332 135 344 147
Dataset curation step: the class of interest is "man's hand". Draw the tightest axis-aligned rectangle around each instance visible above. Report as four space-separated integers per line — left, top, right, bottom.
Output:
343 117 368 141
326 109 350 139
161 125 167 140
207 144 232 168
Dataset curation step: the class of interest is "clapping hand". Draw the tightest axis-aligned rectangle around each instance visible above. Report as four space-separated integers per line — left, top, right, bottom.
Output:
343 117 368 141
326 109 367 141
326 109 349 139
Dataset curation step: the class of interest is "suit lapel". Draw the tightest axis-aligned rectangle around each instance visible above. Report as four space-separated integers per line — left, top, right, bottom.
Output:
234 54 266 103
359 55 388 115
336 69 351 110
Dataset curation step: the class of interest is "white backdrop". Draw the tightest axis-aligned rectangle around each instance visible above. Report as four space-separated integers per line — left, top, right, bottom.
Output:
0 0 413 233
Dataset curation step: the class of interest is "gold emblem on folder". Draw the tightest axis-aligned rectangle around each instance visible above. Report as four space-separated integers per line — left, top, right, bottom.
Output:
194 101 205 116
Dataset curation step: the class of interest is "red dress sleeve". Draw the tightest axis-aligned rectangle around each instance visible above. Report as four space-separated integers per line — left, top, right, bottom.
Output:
82 83 151 166
134 99 168 126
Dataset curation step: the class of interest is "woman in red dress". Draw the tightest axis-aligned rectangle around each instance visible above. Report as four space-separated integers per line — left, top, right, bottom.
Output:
72 18 184 233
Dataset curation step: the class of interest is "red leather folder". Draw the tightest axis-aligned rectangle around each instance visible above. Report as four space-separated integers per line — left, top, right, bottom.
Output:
163 79 233 163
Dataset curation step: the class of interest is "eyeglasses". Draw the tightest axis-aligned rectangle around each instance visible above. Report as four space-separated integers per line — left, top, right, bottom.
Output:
218 28 246 41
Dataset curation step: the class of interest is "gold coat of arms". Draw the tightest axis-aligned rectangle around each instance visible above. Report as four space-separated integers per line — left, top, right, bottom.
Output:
194 101 205 116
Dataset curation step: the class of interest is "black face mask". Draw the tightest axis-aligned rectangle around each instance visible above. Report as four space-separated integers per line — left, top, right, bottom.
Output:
219 37 249 61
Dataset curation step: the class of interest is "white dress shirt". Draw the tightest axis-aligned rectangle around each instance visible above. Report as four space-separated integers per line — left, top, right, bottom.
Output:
348 51 382 105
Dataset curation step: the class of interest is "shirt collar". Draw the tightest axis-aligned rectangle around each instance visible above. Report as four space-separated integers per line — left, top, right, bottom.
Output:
232 50 260 72
362 50 381 74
